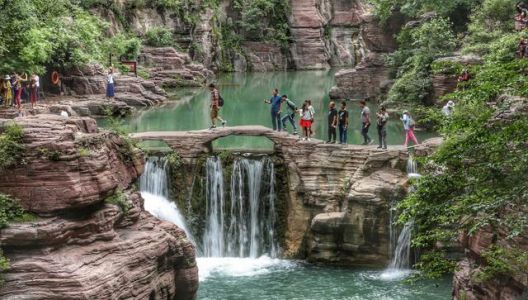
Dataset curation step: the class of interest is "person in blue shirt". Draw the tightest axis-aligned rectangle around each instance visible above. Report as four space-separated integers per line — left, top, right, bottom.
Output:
264 88 283 131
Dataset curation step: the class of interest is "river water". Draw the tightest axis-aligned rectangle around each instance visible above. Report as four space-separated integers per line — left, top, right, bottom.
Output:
118 70 436 150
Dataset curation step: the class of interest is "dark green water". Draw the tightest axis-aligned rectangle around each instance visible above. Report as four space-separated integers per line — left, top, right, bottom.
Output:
196 257 451 300
113 70 436 150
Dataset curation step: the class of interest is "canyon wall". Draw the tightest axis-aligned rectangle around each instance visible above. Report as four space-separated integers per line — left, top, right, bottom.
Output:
0 115 198 299
94 0 393 73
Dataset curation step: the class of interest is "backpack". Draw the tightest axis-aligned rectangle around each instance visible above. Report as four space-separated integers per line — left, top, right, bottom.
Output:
286 100 297 111
218 95 224 107
409 117 415 128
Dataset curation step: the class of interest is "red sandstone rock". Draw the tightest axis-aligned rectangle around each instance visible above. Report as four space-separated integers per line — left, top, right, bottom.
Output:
0 115 143 214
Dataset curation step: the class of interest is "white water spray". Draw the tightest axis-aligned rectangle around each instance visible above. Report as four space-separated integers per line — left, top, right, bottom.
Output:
139 157 194 243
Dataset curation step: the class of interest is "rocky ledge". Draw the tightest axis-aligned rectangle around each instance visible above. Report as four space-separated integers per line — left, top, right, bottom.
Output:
0 115 198 299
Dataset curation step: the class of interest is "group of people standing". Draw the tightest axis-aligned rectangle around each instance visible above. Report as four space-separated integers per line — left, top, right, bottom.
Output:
0 73 41 109
207 84 421 149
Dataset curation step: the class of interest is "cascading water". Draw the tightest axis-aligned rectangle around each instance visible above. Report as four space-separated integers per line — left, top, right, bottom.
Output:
203 156 279 258
407 155 421 179
388 222 413 270
139 157 194 243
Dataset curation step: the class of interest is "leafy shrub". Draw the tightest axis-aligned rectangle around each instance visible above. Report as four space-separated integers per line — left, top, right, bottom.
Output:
386 17 457 105
166 151 183 169
0 193 25 229
104 34 142 61
473 246 528 283
0 124 25 171
144 27 174 47
105 190 132 215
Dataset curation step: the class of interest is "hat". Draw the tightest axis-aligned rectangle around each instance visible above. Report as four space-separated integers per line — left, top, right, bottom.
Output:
4 75 9 80
447 101 455 108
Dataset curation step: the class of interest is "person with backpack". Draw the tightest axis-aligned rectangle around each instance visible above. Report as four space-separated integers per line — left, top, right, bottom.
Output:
264 88 282 131
338 101 349 144
401 110 419 148
281 95 298 135
208 83 227 129
376 105 389 150
326 101 337 144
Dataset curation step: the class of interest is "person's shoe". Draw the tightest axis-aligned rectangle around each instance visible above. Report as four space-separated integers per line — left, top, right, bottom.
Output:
368 139 374 145
331 141 336 144
221 120 227 128
377 146 383 149
293 131 299 135
209 125 216 130
383 147 388 150
307 138 312 141
325 140 331 144
361 142 368 145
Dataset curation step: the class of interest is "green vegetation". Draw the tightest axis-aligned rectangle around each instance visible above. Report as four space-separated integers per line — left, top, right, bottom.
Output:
105 112 139 162
0 124 25 171
144 26 174 47
79 148 92 157
473 246 528 282
38 148 62 161
105 189 132 215
166 151 183 169
0 193 26 229
371 0 528 281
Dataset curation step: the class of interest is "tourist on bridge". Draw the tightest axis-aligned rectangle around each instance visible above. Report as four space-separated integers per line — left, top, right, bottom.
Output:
326 101 337 144
208 83 227 129
299 100 313 141
376 105 389 150
401 110 419 148
106 67 115 100
264 88 283 131
338 101 349 144
359 100 373 145
307 99 315 136
1 76 13 108
281 95 298 135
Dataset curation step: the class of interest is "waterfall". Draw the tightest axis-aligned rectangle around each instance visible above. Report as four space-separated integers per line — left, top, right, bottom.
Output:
139 157 194 243
388 222 413 270
203 157 226 257
407 155 421 179
203 156 279 258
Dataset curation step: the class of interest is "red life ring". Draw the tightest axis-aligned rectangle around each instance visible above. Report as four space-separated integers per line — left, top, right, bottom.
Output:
51 71 60 85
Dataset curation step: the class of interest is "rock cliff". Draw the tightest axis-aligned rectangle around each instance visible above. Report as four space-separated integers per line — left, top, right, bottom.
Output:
92 0 392 72
0 115 198 299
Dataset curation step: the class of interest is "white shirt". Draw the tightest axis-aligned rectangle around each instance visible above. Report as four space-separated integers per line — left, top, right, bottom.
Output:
34 75 40 88
107 74 114 84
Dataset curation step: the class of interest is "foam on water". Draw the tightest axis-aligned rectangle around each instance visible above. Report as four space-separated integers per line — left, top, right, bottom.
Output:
197 256 296 282
142 192 193 237
379 269 414 281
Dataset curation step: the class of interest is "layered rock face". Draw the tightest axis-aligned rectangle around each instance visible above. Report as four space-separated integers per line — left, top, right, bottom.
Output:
0 115 198 299
140 47 214 87
96 0 391 72
329 3 403 101
61 63 167 107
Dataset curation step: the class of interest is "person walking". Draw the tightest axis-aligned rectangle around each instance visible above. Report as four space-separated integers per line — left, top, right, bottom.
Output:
401 110 419 148
264 88 282 131
338 101 349 144
307 100 315 136
106 67 115 99
10 74 17 107
299 100 314 141
359 100 372 145
208 83 227 129
376 105 389 150
326 101 337 144
281 95 298 135
1 76 12 108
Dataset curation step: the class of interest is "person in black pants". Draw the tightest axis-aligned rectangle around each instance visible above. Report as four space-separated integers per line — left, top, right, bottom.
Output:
376 105 389 149
359 100 372 145
338 101 349 144
326 101 337 143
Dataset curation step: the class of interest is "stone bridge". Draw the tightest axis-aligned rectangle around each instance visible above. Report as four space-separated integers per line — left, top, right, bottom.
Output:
131 126 441 261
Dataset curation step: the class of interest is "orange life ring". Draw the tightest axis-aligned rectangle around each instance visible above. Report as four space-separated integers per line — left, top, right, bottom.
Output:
51 71 60 85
